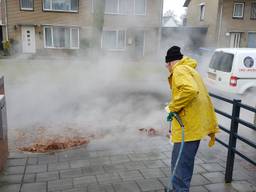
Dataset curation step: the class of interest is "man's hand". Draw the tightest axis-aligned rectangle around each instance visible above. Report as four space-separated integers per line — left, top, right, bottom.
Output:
165 105 171 113
165 106 176 122
167 112 176 122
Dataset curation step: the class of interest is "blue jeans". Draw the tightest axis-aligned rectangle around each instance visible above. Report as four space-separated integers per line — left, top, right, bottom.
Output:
171 140 200 192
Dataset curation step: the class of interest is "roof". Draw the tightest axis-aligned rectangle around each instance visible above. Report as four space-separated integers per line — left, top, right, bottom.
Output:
162 16 178 27
183 0 191 7
215 48 256 54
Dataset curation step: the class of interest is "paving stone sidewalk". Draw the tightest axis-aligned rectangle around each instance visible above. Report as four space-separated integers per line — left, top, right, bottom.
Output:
0 137 256 192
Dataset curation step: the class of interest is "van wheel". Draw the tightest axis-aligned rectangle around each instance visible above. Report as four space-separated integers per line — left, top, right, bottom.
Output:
243 88 256 103
242 88 256 125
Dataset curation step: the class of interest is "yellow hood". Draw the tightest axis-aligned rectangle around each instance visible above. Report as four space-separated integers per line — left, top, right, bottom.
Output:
171 57 198 74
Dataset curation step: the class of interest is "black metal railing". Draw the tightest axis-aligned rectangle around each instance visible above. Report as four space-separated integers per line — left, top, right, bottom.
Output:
210 93 256 183
0 95 6 139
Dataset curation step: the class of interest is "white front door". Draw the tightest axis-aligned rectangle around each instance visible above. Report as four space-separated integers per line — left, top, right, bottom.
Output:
134 31 145 58
21 26 36 53
230 32 241 48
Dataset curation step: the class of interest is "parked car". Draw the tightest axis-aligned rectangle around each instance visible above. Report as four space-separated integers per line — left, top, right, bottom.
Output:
207 48 256 94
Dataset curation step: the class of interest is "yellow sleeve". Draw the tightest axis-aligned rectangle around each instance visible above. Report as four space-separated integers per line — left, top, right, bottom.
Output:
168 66 199 112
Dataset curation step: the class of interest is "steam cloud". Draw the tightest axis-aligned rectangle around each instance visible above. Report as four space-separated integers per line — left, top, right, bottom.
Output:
1 56 170 151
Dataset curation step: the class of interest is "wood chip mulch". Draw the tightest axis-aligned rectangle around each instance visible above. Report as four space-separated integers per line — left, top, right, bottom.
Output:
18 136 89 153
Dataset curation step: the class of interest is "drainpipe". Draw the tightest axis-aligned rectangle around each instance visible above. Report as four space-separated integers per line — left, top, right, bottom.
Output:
217 0 223 47
3 0 8 41
158 0 164 55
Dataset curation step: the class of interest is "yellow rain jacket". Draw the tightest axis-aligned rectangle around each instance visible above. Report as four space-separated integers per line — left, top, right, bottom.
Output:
167 57 219 147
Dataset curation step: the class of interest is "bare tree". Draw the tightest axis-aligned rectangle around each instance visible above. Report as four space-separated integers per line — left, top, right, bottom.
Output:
163 9 178 26
164 9 176 18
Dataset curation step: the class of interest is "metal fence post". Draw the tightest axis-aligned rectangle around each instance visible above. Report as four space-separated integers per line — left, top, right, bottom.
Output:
225 99 241 183
0 76 4 139
254 105 256 125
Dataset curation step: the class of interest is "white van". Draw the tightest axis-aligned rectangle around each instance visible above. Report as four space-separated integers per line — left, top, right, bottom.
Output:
207 48 256 94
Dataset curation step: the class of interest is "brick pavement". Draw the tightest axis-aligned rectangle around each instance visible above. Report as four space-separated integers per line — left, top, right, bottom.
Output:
0 137 256 192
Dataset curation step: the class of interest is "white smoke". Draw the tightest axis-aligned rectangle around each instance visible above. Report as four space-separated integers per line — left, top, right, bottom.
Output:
0 56 170 151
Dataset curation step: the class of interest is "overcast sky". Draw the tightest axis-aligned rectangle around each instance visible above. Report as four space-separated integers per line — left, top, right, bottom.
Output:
163 0 187 18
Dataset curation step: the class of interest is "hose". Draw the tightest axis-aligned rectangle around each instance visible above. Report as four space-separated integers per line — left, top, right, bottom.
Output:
165 113 185 192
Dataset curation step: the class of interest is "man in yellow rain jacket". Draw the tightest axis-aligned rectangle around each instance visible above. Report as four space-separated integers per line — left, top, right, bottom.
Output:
165 46 219 192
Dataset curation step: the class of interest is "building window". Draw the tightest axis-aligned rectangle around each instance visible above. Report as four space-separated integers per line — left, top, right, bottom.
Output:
233 3 244 18
135 0 146 15
44 26 79 49
199 3 205 21
102 30 126 50
251 2 256 19
248 32 256 48
119 0 133 15
43 0 79 12
105 0 118 13
71 28 79 48
20 0 34 10
230 32 241 48
95 0 146 15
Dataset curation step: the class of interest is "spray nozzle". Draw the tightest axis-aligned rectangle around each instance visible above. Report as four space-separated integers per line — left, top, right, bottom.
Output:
173 113 184 128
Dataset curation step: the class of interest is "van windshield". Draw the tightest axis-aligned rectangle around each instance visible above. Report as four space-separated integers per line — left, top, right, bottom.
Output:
209 52 234 72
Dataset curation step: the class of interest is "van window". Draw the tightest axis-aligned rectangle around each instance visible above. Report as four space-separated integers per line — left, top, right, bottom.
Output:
209 52 234 72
